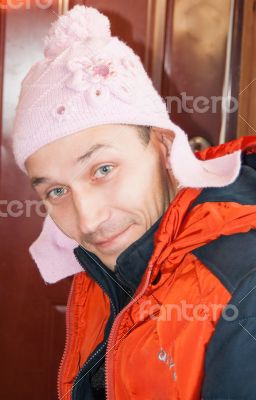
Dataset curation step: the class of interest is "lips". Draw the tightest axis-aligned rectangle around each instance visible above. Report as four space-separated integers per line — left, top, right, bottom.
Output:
94 226 131 247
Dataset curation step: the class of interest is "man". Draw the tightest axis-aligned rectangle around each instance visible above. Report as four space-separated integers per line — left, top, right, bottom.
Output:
12 5 256 400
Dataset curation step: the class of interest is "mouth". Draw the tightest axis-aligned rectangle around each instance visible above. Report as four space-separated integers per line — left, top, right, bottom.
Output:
94 225 132 249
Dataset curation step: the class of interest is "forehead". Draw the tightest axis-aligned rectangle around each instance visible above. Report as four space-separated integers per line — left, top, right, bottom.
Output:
25 124 141 178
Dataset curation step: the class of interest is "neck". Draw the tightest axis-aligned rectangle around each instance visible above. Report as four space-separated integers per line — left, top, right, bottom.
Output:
163 169 179 213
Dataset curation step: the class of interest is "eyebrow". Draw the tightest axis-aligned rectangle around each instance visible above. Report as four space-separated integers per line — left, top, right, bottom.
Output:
31 143 113 188
76 143 112 163
31 177 52 188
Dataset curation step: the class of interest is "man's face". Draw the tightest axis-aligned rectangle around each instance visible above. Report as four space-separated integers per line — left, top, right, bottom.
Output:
26 124 173 270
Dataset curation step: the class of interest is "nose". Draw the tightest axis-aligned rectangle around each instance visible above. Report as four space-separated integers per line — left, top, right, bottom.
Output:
72 187 110 234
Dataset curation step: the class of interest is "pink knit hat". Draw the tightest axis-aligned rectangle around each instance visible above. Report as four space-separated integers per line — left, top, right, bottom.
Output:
12 5 177 172
12 5 242 283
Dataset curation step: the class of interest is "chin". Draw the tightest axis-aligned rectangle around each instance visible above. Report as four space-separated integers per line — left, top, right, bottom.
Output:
82 223 145 269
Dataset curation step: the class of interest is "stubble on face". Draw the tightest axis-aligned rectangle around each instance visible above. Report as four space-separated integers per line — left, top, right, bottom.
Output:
26 124 175 270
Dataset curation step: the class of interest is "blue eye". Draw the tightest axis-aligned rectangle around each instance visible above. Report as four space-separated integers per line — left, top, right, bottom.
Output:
47 187 67 199
94 165 114 178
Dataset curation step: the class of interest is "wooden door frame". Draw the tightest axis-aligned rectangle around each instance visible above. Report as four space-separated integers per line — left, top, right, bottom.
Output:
0 7 6 174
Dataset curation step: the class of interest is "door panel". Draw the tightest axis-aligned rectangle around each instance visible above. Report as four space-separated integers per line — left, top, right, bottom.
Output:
162 0 232 146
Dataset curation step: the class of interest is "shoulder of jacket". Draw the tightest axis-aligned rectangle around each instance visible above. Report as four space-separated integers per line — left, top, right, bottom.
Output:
191 153 256 293
192 152 256 209
192 229 256 293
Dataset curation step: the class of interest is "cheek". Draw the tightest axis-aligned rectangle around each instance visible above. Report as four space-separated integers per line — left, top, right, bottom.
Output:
107 165 156 216
118 159 167 222
110 170 146 206
49 202 79 241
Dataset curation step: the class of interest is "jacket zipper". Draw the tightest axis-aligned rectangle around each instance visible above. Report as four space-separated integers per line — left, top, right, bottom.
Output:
105 260 155 400
69 249 117 400
57 274 77 400
70 339 108 398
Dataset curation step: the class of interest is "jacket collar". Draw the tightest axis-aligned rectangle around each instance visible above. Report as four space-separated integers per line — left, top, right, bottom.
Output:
73 216 162 310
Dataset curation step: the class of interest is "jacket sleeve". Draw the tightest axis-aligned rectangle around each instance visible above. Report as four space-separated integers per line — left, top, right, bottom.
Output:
201 269 256 400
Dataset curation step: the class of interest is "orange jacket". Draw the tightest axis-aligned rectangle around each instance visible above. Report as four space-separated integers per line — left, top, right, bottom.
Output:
58 136 256 400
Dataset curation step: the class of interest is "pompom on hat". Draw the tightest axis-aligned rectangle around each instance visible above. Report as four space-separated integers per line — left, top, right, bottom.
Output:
12 5 242 283
44 6 111 59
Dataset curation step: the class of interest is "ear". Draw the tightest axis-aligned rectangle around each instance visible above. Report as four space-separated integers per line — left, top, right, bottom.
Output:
151 127 175 169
